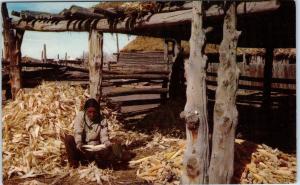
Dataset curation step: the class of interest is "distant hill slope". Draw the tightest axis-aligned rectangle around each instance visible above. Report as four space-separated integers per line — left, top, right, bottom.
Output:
122 36 295 58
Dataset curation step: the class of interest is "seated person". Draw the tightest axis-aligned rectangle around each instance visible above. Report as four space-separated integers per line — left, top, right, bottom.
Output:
64 98 133 168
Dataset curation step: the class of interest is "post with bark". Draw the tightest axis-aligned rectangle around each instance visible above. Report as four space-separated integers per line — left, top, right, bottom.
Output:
208 2 241 184
2 3 24 99
180 1 209 184
88 29 103 102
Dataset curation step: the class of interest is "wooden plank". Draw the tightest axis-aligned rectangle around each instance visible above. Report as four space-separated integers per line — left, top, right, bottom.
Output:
102 79 164 87
103 74 169 80
122 107 158 117
110 98 161 106
21 62 88 72
104 88 168 97
103 69 169 75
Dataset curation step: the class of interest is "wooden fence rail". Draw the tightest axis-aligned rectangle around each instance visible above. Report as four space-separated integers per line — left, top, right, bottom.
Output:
207 62 296 90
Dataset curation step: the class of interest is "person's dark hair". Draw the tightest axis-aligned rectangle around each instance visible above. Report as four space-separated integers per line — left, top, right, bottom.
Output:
84 98 100 113
83 98 102 124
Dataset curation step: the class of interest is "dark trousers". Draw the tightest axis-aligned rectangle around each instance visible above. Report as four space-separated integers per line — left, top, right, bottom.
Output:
64 135 114 168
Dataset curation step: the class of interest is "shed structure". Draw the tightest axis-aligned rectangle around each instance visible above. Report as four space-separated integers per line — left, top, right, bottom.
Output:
2 0 295 101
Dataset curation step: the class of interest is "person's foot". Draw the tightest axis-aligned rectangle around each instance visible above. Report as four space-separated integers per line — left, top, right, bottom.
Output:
120 151 136 162
69 161 79 168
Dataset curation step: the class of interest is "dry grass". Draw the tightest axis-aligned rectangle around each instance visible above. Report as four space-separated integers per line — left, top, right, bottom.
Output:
92 2 126 10
122 36 165 52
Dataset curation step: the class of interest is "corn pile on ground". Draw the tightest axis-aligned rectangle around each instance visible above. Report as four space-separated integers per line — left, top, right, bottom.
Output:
2 82 123 184
130 135 296 184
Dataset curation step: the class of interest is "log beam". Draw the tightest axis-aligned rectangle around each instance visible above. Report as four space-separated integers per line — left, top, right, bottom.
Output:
67 5 104 19
208 2 241 184
88 30 103 102
11 1 280 33
181 2 209 184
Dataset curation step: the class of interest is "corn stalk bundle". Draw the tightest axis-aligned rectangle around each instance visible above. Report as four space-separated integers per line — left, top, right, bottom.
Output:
2 82 116 183
130 137 296 184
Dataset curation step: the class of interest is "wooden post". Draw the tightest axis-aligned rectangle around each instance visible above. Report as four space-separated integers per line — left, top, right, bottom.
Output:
116 33 119 53
2 3 24 99
65 52 67 66
169 39 185 100
161 39 169 103
88 29 103 102
43 43 47 63
116 33 120 62
208 2 241 184
10 30 24 100
2 3 12 99
263 22 274 107
180 1 209 184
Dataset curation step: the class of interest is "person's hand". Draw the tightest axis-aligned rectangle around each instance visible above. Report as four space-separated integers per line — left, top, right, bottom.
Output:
104 141 112 148
76 143 85 153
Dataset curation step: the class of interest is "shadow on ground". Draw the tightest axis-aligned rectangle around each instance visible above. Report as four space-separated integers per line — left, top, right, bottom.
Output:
124 89 296 154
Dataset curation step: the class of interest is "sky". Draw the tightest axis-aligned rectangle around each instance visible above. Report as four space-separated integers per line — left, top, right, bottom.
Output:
5 2 136 59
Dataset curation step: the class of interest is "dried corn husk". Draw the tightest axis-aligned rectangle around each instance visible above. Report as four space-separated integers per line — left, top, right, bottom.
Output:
19 180 48 185
82 144 106 152
132 136 296 184
69 162 115 185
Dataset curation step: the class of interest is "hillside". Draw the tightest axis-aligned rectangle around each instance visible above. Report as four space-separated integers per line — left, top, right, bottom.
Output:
122 36 295 58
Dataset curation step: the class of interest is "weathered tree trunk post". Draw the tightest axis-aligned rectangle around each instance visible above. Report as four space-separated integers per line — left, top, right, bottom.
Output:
2 3 24 99
208 2 241 184
180 1 209 184
2 3 11 99
88 29 103 102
